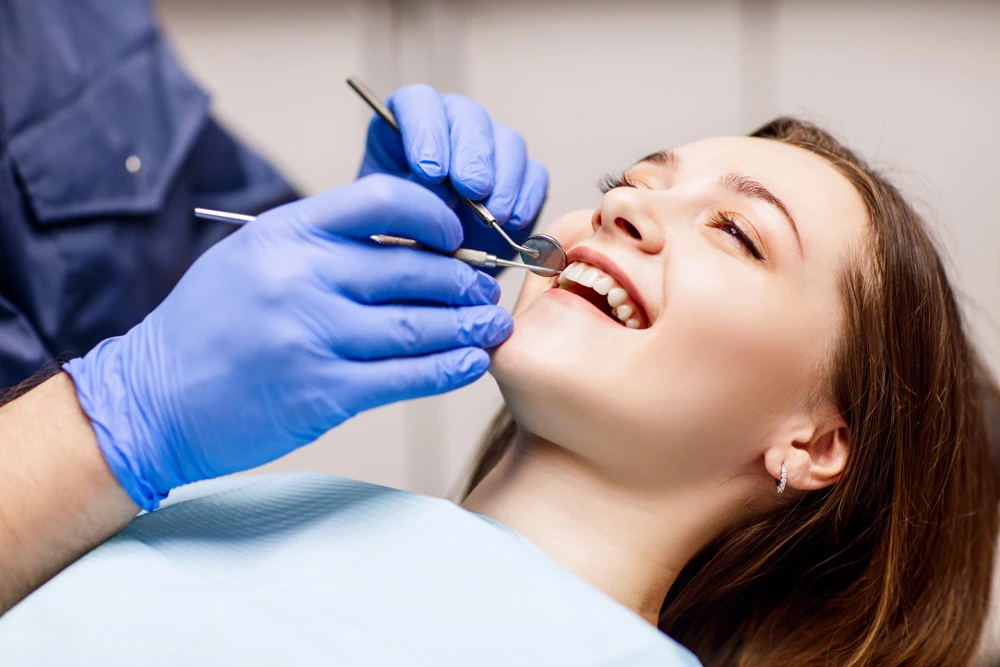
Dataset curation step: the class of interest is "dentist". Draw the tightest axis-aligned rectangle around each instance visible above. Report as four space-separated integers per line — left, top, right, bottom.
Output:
0 1 546 613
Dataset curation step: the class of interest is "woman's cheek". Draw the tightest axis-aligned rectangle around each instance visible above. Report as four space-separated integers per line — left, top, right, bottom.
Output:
685 261 832 388
669 259 794 382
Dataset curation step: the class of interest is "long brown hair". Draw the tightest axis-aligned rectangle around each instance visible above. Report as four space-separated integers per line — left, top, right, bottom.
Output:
464 118 999 666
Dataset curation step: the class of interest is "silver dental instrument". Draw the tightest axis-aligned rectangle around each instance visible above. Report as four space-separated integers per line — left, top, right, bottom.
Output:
346 76 567 276
193 208 560 277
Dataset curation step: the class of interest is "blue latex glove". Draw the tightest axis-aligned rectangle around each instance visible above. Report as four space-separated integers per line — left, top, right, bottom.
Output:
64 175 513 512
359 84 549 267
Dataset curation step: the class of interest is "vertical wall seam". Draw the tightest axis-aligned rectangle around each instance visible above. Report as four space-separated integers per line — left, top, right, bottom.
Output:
739 0 778 130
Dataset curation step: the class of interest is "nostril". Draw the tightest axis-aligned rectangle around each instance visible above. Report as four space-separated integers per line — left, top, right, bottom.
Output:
591 211 602 232
615 217 641 240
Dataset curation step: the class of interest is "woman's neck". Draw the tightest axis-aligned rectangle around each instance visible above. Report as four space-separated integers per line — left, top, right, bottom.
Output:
461 430 745 625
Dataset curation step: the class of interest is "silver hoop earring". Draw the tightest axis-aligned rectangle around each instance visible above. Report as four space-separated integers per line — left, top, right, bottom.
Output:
776 462 787 494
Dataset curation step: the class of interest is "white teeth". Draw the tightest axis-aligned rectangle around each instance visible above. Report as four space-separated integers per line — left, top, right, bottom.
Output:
593 276 615 295
577 267 601 287
563 262 586 281
556 260 643 328
606 287 628 307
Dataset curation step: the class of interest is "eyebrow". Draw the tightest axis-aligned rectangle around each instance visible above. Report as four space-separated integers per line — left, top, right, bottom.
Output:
635 150 803 254
719 171 802 253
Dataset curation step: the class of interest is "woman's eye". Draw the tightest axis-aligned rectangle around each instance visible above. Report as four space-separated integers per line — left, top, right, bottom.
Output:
598 172 641 194
713 213 764 261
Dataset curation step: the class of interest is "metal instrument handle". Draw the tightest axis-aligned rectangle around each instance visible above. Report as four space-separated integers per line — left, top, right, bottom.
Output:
370 234 495 269
347 77 499 230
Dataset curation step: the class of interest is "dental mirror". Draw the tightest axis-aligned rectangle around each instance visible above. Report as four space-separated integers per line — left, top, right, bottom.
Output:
522 234 567 275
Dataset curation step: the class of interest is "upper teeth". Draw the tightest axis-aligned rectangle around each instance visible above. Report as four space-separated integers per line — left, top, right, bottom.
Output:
557 261 641 329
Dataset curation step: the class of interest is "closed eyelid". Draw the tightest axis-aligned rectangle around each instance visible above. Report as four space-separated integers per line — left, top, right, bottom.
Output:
598 172 642 193
635 150 678 169
599 152 677 193
716 210 767 260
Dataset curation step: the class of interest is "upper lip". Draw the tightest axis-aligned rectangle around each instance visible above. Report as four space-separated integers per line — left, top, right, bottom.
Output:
561 246 653 324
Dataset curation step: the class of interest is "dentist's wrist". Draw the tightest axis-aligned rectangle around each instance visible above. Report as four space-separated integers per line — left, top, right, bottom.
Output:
64 336 174 512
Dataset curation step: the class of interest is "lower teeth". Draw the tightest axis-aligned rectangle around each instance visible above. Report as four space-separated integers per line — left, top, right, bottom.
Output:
556 282 642 329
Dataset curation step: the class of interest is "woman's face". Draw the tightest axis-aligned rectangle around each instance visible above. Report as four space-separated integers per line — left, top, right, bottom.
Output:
490 136 868 487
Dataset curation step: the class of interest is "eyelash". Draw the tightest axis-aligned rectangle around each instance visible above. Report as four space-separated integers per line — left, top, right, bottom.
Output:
598 171 640 194
710 212 764 261
597 172 764 261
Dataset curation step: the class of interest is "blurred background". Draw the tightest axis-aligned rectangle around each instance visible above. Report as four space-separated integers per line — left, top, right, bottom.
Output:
156 0 1000 499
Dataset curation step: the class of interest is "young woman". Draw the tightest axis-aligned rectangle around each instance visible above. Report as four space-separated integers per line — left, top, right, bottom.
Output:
2 118 995 667
466 117 1000 666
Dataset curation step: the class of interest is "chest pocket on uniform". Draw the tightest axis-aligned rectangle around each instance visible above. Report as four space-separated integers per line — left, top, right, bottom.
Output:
8 37 210 223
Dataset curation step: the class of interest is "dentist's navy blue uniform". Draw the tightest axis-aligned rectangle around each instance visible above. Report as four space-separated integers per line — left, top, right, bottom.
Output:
0 0 296 388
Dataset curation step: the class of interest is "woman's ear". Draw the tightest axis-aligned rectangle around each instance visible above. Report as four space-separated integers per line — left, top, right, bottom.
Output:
765 405 849 492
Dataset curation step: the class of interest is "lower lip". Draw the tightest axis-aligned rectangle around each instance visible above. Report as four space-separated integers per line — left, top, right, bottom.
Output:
542 288 618 325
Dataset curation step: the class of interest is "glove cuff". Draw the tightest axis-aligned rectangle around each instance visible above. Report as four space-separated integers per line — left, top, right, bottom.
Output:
64 338 169 512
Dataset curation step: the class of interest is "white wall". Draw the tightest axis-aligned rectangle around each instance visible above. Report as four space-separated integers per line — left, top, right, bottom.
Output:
158 0 1000 499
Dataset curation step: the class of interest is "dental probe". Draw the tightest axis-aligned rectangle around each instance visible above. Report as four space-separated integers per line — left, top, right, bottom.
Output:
368 234 559 276
346 76 567 276
193 208 560 277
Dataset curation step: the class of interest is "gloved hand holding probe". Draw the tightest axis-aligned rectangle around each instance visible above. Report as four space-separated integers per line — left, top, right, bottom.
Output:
58 84 552 513
65 175 512 511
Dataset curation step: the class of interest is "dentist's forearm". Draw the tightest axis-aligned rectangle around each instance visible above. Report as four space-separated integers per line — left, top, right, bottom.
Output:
0 373 138 614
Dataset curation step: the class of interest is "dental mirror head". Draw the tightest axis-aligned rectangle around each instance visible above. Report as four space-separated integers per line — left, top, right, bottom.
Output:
522 234 566 276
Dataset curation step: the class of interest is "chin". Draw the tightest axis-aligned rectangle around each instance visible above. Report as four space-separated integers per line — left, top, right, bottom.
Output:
489 290 639 457
492 290 594 394
490 316 561 395
490 306 579 446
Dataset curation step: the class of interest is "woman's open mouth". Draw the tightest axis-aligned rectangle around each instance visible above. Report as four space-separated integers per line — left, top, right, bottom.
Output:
553 260 649 329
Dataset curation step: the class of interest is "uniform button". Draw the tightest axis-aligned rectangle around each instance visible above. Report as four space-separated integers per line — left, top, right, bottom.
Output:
125 155 142 174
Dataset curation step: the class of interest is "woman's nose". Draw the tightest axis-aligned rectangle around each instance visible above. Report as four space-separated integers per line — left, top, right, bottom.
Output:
590 187 666 254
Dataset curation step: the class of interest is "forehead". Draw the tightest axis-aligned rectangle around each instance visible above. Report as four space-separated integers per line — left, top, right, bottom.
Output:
653 136 869 262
